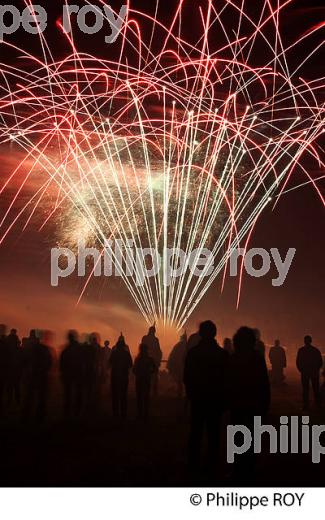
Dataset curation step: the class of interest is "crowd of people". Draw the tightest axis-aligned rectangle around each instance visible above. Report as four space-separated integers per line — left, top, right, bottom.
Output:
0 320 324 480
0 323 164 421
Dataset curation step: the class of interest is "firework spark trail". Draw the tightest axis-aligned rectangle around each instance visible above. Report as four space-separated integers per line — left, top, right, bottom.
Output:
0 0 324 329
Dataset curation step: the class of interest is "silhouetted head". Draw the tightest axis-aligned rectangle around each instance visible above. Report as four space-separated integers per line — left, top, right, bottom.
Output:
233 327 256 353
139 343 148 356
275 339 280 347
0 324 6 337
67 330 78 343
254 328 261 341
199 320 217 340
29 329 40 344
29 329 37 340
104 340 110 348
90 332 100 345
304 335 312 346
148 325 156 335
223 337 232 351
10 328 17 335
180 332 187 342
118 332 125 343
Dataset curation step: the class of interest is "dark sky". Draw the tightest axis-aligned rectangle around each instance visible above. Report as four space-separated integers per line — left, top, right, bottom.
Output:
0 0 324 356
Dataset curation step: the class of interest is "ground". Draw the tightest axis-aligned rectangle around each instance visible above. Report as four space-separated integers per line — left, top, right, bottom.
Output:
0 370 324 486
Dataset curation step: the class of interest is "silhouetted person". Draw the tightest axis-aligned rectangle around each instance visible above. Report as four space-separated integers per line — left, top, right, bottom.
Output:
21 337 29 349
60 330 84 417
186 331 201 352
113 333 130 352
133 343 155 419
6 328 20 347
254 329 266 358
184 320 228 476
21 329 37 374
83 333 100 407
109 336 133 418
141 325 162 396
23 331 52 422
167 333 187 397
227 327 270 483
0 324 9 414
0 324 6 342
41 330 57 372
223 337 233 355
21 330 34 372
6 328 22 405
269 340 286 385
296 335 322 409
99 340 112 385
183 330 201 415
25 329 37 348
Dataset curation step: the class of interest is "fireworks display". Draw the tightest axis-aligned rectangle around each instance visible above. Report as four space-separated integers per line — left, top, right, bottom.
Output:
0 0 324 330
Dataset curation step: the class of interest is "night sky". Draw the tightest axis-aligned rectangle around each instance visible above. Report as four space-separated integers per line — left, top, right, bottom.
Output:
0 0 324 356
